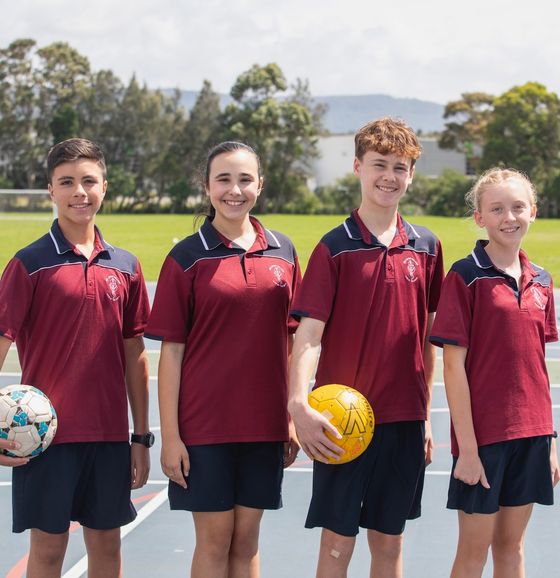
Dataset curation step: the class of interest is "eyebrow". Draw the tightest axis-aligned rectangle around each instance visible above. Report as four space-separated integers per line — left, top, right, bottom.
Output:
56 174 99 181
369 159 409 168
214 172 255 178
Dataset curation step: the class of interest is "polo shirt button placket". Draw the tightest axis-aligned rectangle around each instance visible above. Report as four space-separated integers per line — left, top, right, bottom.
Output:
386 254 395 281
86 265 96 298
245 255 257 288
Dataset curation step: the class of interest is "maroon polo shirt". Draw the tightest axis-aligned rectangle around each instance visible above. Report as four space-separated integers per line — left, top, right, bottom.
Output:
291 209 444 424
430 240 558 456
146 217 301 445
0 220 150 444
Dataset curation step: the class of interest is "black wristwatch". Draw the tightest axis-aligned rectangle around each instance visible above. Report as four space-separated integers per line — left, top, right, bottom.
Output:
131 432 155 448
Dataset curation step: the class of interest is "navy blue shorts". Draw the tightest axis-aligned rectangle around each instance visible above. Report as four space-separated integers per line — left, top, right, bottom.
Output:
12 442 136 534
447 435 554 514
168 442 284 512
306 421 426 536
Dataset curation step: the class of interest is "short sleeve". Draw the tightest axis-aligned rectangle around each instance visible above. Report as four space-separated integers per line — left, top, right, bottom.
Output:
427 240 445 313
0 258 34 341
122 259 151 339
545 280 558 343
430 269 473 348
290 242 337 323
287 251 303 334
146 255 195 343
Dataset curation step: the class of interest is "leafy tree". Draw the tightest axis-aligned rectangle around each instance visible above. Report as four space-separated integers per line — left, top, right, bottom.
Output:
185 80 222 166
316 173 361 214
438 92 494 174
222 64 324 212
0 39 41 187
82 69 126 158
50 103 80 142
108 77 188 211
482 82 560 216
425 170 472 217
35 42 92 153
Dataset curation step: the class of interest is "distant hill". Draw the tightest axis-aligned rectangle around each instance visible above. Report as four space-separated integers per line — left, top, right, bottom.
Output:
314 94 445 134
164 90 445 134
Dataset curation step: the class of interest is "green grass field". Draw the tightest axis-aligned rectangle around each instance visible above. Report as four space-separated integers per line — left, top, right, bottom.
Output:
1 212 559 283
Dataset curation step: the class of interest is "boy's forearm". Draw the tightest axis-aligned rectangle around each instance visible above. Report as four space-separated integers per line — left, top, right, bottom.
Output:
288 318 324 411
124 337 150 434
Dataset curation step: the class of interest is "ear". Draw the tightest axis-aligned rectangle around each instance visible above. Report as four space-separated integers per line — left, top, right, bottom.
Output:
473 210 485 228
48 183 55 202
353 157 361 177
530 204 537 222
102 180 108 196
407 165 415 186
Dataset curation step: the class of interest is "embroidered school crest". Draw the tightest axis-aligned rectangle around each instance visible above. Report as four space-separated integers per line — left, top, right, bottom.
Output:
530 286 546 311
269 264 287 287
403 257 419 283
105 275 121 301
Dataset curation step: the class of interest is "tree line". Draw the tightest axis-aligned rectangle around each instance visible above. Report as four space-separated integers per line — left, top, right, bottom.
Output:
323 84 560 218
0 39 324 213
1 39 559 216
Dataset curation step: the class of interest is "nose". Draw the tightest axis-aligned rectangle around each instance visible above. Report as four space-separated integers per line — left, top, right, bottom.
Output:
230 183 242 195
382 169 397 181
74 183 87 196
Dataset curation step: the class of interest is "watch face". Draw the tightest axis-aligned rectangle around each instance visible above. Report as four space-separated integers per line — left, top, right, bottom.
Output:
145 432 155 447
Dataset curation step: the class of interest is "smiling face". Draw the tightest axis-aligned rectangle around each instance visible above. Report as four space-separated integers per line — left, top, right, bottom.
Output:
474 178 537 248
353 150 414 211
205 149 262 227
49 159 107 230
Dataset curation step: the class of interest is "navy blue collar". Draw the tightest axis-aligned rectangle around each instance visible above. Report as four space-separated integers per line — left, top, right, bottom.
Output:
470 240 494 269
197 217 281 251
48 219 112 255
343 210 421 246
471 239 537 278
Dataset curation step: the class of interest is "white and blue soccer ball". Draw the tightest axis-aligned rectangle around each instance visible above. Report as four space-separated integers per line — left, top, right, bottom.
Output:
0 384 58 458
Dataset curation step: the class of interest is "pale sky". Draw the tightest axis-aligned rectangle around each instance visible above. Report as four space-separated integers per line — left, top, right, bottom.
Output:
2 0 558 104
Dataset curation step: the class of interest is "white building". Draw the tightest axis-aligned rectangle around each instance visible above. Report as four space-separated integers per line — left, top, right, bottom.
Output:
309 135 466 189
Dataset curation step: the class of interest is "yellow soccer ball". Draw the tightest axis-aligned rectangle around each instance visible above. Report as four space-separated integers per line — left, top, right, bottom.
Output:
308 384 374 464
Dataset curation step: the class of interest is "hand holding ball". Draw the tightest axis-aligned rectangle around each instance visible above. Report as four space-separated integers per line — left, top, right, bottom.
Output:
0 385 57 458
308 384 374 464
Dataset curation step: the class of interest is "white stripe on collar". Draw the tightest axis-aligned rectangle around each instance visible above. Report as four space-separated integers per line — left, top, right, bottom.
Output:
266 229 281 247
49 229 63 254
198 229 210 250
407 222 421 239
343 221 355 239
471 249 486 268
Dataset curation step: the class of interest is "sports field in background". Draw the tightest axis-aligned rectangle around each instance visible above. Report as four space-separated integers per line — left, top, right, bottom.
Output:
1 212 560 283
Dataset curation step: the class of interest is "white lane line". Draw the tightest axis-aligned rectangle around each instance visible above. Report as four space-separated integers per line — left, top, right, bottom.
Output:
62 488 168 578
